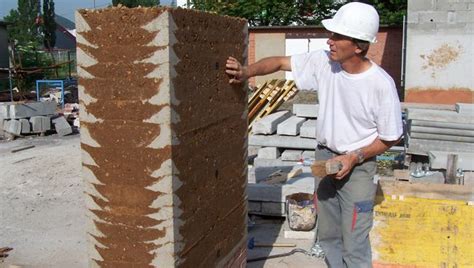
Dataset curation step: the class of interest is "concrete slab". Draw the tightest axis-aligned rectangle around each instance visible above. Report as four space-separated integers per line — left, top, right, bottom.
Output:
428 151 474 171
3 119 10 131
249 135 318 150
407 108 474 124
261 202 286 216
277 116 306 136
300 119 317 139
8 101 56 119
257 147 280 159
284 230 316 240
455 103 474 114
281 150 303 161
293 104 319 118
253 158 299 167
253 111 291 135
53 116 73 136
20 119 31 134
407 137 474 155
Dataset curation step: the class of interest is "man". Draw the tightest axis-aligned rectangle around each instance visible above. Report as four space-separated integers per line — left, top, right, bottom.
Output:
226 2 403 267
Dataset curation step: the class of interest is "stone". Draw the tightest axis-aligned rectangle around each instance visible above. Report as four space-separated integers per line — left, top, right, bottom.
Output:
76 8 248 267
300 119 317 139
302 150 316 160
293 104 319 118
277 116 306 136
257 147 280 159
0 103 10 118
252 110 291 135
281 150 303 161
20 119 30 134
53 116 73 136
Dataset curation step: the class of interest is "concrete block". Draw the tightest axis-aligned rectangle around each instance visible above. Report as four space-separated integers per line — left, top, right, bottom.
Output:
300 119 317 139
261 202 285 216
3 119 10 131
252 110 291 135
247 174 316 202
41 116 51 132
0 103 10 118
418 11 448 24
30 116 43 133
249 134 318 150
257 147 280 159
253 158 299 167
455 103 474 114
302 150 316 160
293 104 319 118
8 101 56 119
53 116 73 136
277 116 306 136
20 119 30 134
408 0 436 11
437 2 470 12
6 119 21 135
281 150 303 161
248 201 262 213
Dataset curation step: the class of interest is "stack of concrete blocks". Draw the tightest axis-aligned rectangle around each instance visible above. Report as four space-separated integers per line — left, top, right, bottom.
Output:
247 104 319 216
406 104 474 171
77 7 248 267
0 101 56 136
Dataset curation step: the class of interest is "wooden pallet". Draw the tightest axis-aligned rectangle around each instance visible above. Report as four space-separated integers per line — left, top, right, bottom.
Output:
248 79 298 132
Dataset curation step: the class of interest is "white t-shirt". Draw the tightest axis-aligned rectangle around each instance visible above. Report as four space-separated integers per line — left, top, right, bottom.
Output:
291 49 403 153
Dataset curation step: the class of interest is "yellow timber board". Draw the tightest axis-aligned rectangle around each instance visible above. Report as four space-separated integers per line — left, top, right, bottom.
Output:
371 180 474 268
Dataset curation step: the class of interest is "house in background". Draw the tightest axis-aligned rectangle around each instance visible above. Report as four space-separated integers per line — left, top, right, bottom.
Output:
54 15 76 51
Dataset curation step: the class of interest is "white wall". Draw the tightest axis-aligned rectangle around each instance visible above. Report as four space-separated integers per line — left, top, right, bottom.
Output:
285 38 328 80
406 0 474 90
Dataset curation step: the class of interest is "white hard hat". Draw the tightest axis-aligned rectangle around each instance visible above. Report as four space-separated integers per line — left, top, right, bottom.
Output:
322 2 379 43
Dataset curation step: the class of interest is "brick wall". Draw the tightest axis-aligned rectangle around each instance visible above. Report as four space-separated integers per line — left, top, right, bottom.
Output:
77 7 248 267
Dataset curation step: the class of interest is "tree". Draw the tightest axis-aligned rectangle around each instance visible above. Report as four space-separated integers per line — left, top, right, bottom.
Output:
368 0 406 26
189 0 406 27
112 0 160 7
4 0 42 45
190 0 341 27
42 0 56 49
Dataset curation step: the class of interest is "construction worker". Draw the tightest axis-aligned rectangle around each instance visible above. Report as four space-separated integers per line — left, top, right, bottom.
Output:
226 2 403 267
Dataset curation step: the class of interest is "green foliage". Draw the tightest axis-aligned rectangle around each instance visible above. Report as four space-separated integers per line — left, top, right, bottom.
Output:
42 0 56 49
4 0 42 46
112 0 160 7
368 0 407 26
190 0 406 27
190 0 341 26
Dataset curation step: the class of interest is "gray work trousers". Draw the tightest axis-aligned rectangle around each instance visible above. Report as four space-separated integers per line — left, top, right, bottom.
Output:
314 147 377 268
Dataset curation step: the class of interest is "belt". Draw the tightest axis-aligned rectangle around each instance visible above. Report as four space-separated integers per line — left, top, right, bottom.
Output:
317 144 342 156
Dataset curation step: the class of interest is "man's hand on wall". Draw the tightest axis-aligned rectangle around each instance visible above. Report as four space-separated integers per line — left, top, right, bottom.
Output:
226 57 248 84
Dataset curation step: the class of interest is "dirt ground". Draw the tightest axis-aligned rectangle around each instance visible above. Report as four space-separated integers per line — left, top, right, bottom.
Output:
0 134 326 267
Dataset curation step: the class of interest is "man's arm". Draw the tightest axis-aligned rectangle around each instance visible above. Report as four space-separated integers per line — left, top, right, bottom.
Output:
332 137 400 180
226 56 291 84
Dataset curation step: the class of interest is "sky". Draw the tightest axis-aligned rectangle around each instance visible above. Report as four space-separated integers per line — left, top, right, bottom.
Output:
0 0 175 22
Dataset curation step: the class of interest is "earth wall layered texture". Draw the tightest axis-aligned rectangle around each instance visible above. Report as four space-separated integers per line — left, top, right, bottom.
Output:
76 7 248 267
